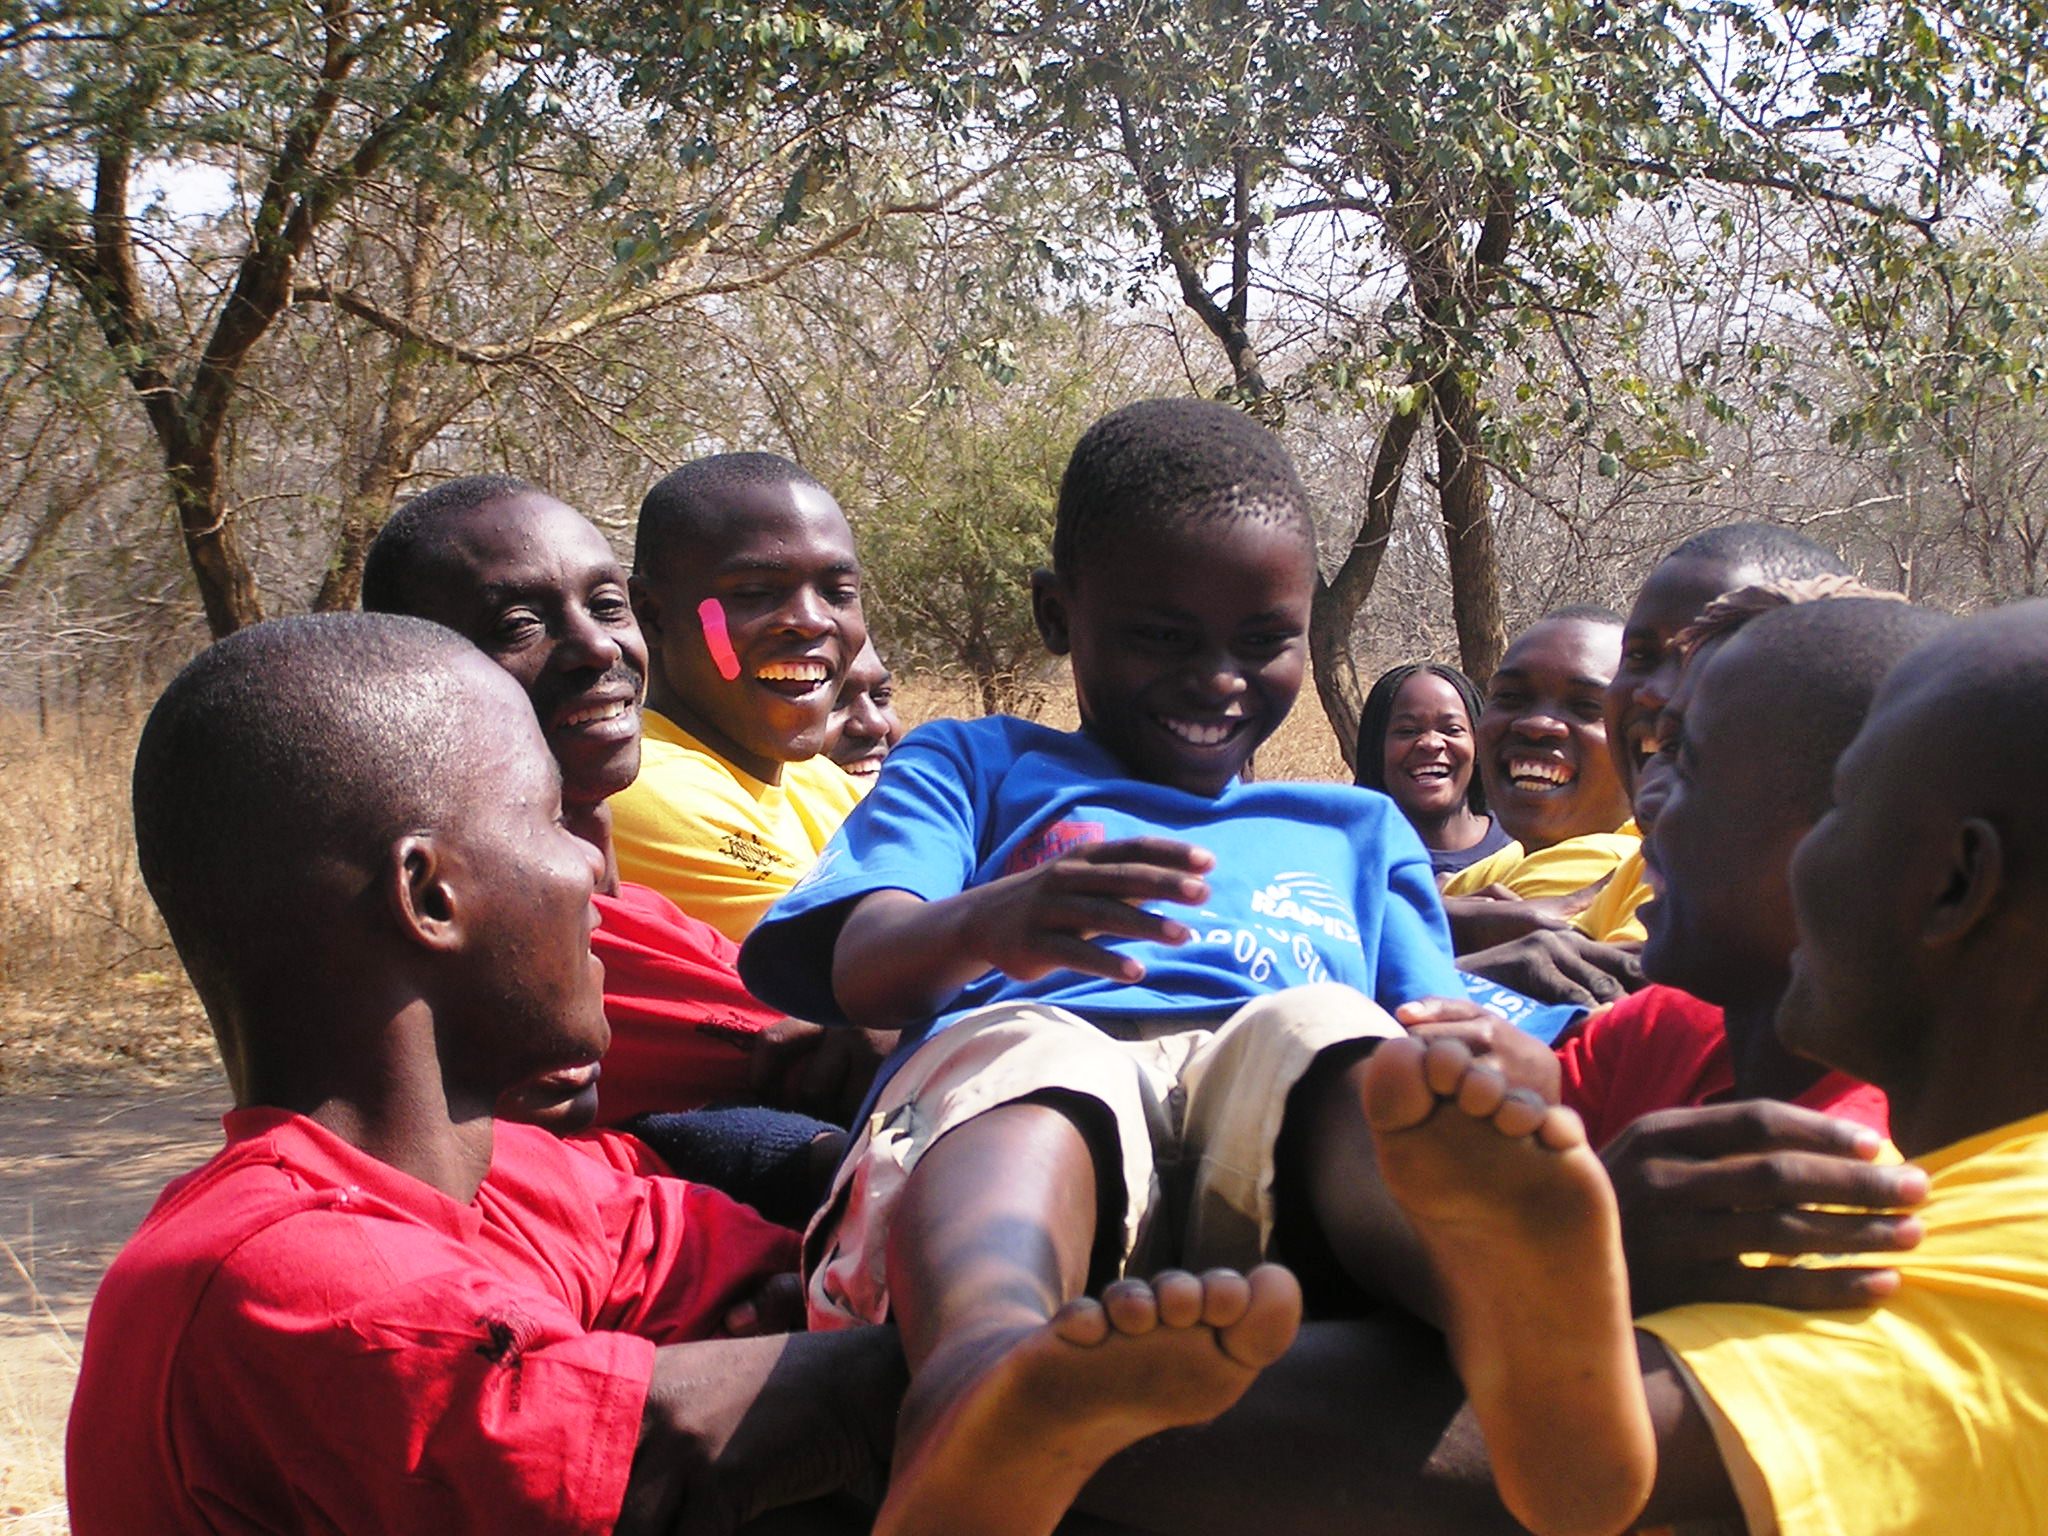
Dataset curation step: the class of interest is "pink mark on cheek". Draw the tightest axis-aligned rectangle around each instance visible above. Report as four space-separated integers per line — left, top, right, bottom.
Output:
697 598 742 681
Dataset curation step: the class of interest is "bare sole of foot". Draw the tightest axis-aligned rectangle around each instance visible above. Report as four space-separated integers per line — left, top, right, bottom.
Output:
1363 1036 1655 1536
872 1265 1302 1536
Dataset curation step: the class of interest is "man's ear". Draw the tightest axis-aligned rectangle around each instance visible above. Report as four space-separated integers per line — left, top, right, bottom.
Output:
629 572 662 641
1924 816 2003 947
1030 568 1070 656
387 834 464 954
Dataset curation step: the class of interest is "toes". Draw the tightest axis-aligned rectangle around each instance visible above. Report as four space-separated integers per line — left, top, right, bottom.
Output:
1101 1277 1161 1336
1151 1270 1204 1330
1422 1038 1477 1096
1217 1264 1302 1369
1194 1268 1251 1330
1361 1036 1438 1132
1534 1103 1592 1154
1454 1060 1511 1119
1491 1087 1550 1139
1050 1295 1111 1347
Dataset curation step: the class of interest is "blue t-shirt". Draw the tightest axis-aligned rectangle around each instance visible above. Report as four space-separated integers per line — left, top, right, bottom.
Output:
740 718 1463 1055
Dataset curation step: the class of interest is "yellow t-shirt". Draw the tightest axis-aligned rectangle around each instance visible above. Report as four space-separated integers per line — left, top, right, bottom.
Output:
1640 1110 2048 1536
1440 823 1644 943
1573 842 1653 943
609 710 864 943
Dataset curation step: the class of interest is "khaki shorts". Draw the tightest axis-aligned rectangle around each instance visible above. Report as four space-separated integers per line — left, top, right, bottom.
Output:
804 982 1401 1329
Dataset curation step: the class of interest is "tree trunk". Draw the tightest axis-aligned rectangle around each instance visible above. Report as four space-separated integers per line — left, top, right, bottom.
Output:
1311 392 1425 768
315 192 440 612
168 452 265 636
1431 369 1505 686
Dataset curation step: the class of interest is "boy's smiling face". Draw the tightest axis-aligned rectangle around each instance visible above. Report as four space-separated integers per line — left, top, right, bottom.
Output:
1637 634 1807 1010
1035 516 1313 797
633 477 866 783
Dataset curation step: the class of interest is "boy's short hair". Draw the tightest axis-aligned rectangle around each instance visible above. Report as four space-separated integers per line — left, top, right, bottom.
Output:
1051 399 1314 579
1668 522 1849 583
360 474 544 614
634 452 828 580
133 613 486 1009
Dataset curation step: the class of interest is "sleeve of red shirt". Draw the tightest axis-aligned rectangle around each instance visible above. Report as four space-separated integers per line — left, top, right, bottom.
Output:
1555 1001 1624 1148
1554 985 1733 1151
562 1132 802 1341
171 1212 656 1536
592 882 788 1123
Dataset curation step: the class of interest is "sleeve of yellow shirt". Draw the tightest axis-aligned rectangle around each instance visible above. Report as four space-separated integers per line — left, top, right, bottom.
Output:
1573 843 1652 942
1442 828 1639 904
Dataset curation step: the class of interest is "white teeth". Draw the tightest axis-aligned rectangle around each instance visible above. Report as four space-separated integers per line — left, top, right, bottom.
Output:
1158 716 1240 746
1507 756 1573 788
560 700 630 727
758 661 829 682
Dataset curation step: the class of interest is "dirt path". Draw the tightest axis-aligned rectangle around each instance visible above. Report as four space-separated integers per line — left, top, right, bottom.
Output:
1 1083 226 1531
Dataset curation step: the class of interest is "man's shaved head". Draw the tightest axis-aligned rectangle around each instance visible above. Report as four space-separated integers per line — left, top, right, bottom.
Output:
1640 596 1950 1009
1780 601 2048 1126
1666 522 1849 584
1844 600 2048 897
133 614 531 1021
634 452 827 580
360 475 548 615
1702 599 1953 821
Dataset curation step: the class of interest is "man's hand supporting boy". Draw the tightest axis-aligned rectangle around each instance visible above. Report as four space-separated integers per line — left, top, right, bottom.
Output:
830 838 1215 1029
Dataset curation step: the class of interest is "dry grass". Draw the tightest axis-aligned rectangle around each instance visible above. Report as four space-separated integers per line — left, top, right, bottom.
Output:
0 709 211 1097
0 1324 72 1534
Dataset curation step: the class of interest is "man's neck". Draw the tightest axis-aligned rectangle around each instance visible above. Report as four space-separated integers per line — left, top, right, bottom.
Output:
565 796 620 895
237 999 498 1201
643 689 784 785
1885 981 2048 1159
1722 990 1829 1103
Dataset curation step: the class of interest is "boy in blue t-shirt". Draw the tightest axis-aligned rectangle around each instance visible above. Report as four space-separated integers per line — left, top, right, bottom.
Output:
741 399 1465 1536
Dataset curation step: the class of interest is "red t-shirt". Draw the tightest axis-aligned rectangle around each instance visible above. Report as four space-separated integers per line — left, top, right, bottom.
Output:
67 1110 798 1536
592 881 785 1124
1555 984 1891 1151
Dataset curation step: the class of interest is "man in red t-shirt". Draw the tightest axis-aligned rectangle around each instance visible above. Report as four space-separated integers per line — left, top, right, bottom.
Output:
69 615 903 1535
362 477 892 1147
1549 588 1946 1312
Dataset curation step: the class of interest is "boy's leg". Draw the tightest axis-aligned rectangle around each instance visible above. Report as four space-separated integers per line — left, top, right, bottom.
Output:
876 1262 1302 1536
1172 983 1418 1307
809 1004 1302 1536
1361 1035 1653 1536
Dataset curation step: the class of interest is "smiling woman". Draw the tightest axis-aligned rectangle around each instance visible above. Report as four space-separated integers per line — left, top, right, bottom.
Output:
1353 662 1510 877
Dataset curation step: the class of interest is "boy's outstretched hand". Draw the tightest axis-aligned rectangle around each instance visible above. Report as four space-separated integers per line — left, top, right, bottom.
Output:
831 840 1213 1030
965 837 1214 983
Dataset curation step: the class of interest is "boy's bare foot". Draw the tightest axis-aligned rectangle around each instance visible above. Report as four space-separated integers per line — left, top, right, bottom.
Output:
873 1266 1301 1536
1363 1036 1655 1536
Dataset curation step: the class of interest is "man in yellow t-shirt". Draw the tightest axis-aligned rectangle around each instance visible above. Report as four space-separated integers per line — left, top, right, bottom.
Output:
1459 524 1854 986
613 453 867 942
1353 601 2048 1536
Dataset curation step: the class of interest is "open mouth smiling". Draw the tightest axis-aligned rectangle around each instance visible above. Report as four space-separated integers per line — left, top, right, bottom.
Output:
1156 713 1250 748
1504 752 1576 793
756 658 834 700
